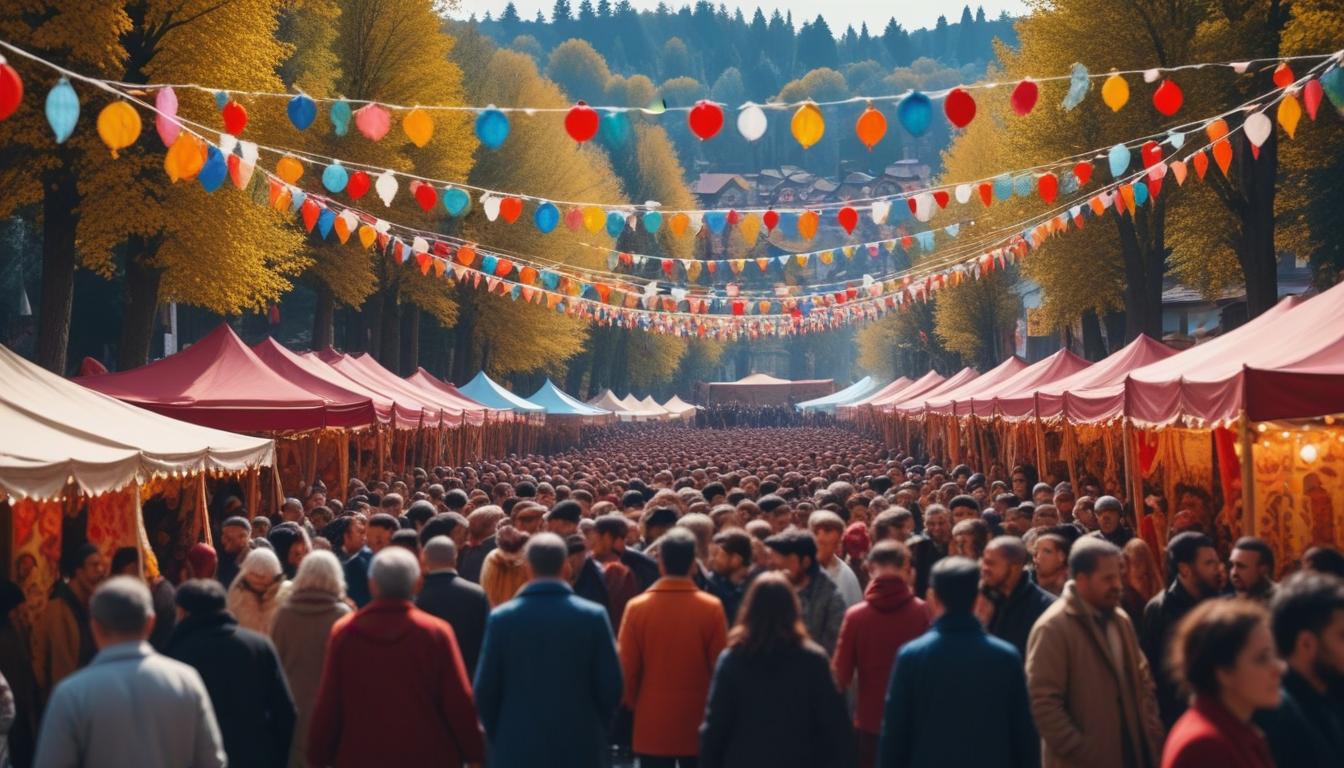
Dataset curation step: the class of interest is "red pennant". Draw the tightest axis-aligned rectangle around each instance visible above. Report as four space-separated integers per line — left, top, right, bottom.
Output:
300 199 320 232
565 101 599 143
1037 172 1058 204
1152 80 1183 116
944 87 976 127
1304 79 1324 121
412 182 438 212
932 190 949 209
1010 79 1039 116
1141 140 1163 168
837 206 858 234
347 171 370 200
977 183 993 207
221 100 247 135
499 197 523 224
687 100 724 140
1073 161 1093 186
1192 150 1209 180
762 210 779 232
1272 62 1294 89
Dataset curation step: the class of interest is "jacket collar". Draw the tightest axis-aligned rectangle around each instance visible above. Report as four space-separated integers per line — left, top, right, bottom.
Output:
358 598 415 616
92 640 154 665
934 612 984 633
649 576 698 593
518 579 574 598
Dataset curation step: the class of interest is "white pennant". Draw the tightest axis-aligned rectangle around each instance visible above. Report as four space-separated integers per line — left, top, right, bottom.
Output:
239 141 259 165
338 210 358 234
1244 112 1273 147
217 133 237 156
375 171 398 206
374 219 391 235
412 236 428 254
870 200 891 225
482 195 502 221
954 183 972 204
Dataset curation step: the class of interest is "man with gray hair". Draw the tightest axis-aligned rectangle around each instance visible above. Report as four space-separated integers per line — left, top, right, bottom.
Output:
308 547 484 767
474 533 623 767
416 536 490 677
33 576 227 768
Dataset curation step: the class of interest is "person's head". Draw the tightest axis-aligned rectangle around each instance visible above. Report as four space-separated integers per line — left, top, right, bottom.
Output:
289 549 346 598
524 532 570 581
807 510 846 562
923 505 951 545
1167 532 1220 598
727 572 808 655
89 576 155 648
185 543 218 580
641 506 678 543
268 522 311 578
656 528 698 578
1031 504 1060 530
1053 488 1076 516
418 512 469 549
1073 495 1097 530
342 515 367 554
947 495 980 525
1303 546 1344 578
981 536 1028 594
1094 496 1123 535
366 513 400 553
1271 572 1344 687
1069 538 1123 613
380 492 405 517
281 497 304 523
404 500 437 531
1010 465 1034 499
710 529 752 578
765 530 818 586
928 557 979 618
545 500 583 537
675 513 714 562
512 502 546 535
1034 533 1068 581
238 548 282 592
1229 537 1275 596
110 547 140 578
1169 599 1281 716
421 536 458 574
758 495 791 533
866 540 913 584
950 518 988 559
220 516 252 556
592 515 629 557
367 546 420 601
174 579 228 623
1032 482 1054 506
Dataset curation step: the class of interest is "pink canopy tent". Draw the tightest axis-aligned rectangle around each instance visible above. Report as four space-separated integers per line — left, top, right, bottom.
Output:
78 325 348 431
900 357 1030 416
404 368 494 426
866 371 947 409
962 349 1092 417
881 367 981 412
311 351 447 428
250 338 403 428
993 336 1176 421
1064 291 1325 425
846 377 913 409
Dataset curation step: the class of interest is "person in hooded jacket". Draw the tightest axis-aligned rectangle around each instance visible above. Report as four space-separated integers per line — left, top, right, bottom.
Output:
228 548 287 634
831 541 931 768
166 579 296 768
269 550 352 768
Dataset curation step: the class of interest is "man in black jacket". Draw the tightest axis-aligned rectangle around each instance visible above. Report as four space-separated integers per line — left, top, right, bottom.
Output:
415 536 490 678
165 579 295 768
981 536 1056 658
1255 571 1344 768
908 505 951 598
1140 531 1221 727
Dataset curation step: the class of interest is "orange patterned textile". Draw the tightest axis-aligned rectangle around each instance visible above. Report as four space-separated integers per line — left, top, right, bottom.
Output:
9 497 64 630
1252 424 1344 575
86 485 159 579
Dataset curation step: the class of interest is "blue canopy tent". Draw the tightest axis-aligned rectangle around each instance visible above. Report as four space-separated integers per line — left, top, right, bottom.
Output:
526 380 612 421
459 371 546 414
795 376 882 413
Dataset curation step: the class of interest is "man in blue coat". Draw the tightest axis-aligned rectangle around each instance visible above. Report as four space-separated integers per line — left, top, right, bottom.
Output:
474 532 623 767
878 557 1039 768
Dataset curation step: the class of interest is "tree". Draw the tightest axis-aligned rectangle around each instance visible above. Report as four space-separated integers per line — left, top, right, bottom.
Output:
934 271 1020 370
882 18 912 66
551 0 572 23
955 5 978 65
796 15 838 71
659 36 694 80
546 38 612 100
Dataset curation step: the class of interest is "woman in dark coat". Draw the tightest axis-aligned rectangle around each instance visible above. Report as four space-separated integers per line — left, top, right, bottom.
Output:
699 573 854 768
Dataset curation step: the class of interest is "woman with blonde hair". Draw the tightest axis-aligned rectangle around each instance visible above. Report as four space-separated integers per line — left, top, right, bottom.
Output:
270 550 351 768
1122 538 1164 632
228 548 286 634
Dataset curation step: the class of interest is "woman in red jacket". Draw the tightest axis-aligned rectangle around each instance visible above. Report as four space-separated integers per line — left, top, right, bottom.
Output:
1161 599 1284 768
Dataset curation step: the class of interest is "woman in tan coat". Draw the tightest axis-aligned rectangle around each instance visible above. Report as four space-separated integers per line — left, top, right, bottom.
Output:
480 525 531 607
270 550 351 768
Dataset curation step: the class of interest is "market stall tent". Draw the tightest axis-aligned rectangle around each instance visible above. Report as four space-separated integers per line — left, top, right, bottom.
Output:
662 395 700 420
251 337 402 427
527 380 612 419
407 369 499 422
459 371 546 414
0 343 273 500
704 373 834 406
639 396 673 419
796 376 882 413
992 335 1176 421
961 349 1092 417
898 357 1029 416
310 351 446 428
868 371 954 410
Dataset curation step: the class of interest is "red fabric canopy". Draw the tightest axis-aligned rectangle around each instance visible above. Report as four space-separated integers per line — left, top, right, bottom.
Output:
964 348 1092 417
843 377 913 410
313 350 447 428
406 369 499 425
346 354 477 426
901 357 1029 416
252 338 408 428
78 324 342 431
879 367 981 413
994 336 1176 421
866 371 945 409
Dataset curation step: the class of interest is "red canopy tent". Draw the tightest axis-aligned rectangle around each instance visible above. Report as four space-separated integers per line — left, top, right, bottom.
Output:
252 339 422 428
842 376 913 411
900 357 1030 416
879 368 980 412
963 349 1092 417
345 354 478 425
406 368 498 425
78 325 351 431
311 351 448 428
993 336 1176 421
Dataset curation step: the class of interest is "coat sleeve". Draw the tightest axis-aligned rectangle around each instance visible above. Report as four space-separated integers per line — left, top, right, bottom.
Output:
591 609 624 724
306 626 344 768
472 614 503 739
437 624 486 762
33 604 77 694
1131 624 1167 759
616 600 641 711
820 593 845 656
261 640 297 767
876 648 914 768
697 651 736 768
187 669 228 768
1025 620 1091 764
32 684 78 768
831 610 857 691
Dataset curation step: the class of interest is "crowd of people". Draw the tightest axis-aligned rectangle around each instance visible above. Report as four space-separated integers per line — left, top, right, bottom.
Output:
690 404 831 428
4 424 1344 767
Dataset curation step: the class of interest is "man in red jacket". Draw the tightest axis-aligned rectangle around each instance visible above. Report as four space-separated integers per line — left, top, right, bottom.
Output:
832 540 931 768
308 546 485 768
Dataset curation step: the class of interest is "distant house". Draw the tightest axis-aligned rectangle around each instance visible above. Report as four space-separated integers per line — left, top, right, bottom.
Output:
692 173 752 209
871 159 932 198
837 171 876 201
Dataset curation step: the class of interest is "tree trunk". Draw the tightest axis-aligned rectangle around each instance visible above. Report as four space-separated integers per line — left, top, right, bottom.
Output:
399 303 419 375
377 289 400 373
1236 131 1279 317
1080 310 1107 361
117 248 162 370
37 158 80 374
312 282 334 349
1114 201 1167 341
449 290 477 384
1103 310 1127 351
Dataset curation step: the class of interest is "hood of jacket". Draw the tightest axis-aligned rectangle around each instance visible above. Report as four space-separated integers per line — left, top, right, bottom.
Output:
282 587 347 616
344 599 419 645
863 574 916 613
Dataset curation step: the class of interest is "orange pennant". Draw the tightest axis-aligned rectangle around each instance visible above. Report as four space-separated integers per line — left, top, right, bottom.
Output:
1212 139 1232 176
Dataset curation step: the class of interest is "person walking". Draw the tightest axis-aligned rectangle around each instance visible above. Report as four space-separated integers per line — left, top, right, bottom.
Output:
269 550 352 768
227 548 287 635
706 529 755 624
33 543 106 698
0 580 38 767
216 517 252 589
479 525 531 607
308 547 484 768
165 580 296 768
698 573 853 768
1026 538 1164 768
982 536 1057 659
1142 532 1221 728
32 577 226 768
877 557 1038 768
832 541 929 768
617 529 728 768
764 530 845 654
1160 599 1282 768
415 536 489 679
474 533 623 768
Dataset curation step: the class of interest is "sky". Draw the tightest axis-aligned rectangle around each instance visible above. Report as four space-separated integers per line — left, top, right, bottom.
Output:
454 1 1030 35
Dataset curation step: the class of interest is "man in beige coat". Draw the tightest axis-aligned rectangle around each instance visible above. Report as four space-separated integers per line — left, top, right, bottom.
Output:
1026 538 1164 768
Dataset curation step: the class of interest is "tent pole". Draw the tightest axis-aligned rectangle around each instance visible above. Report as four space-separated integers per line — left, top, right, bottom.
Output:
1239 413 1257 538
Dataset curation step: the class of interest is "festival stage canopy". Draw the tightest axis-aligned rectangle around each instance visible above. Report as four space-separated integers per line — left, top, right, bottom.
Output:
796 376 881 413
527 380 611 417
78 324 345 431
0 344 273 500
458 372 546 414
704 373 834 406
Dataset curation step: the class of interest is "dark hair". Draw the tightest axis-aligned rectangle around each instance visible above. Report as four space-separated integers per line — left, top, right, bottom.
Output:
418 512 467 546
1269 572 1344 657
658 528 698 576
867 540 910 569
930 557 980 615
595 515 629 538
547 500 582 523
175 579 228 614
702 482 726 500
443 489 469 511
1011 464 1039 489
757 494 788 514
110 547 140 575
61 543 101 579
1303 547 1344 578
985 535 1028 566
948 494 980 513
642 507 679 529
369 513 400 532
1169 598 1269 698
1069 538 1121 577
713 529 752 564
515 481 537 498
1166 532 1216 581
1233 537 1275 574
268 523 310 579
620 490 645 510
727 573 809 656
765 529 818 565
405 500 437 527
390 529 421 554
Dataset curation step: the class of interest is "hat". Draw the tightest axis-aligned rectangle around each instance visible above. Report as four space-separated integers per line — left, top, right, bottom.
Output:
842 522 870 559
546 500 582 523
186 543 218 578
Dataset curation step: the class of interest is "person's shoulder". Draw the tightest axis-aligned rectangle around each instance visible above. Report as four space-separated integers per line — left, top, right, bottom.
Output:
1167 715 1239 762
231 624 280 652
981 632 1024 663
